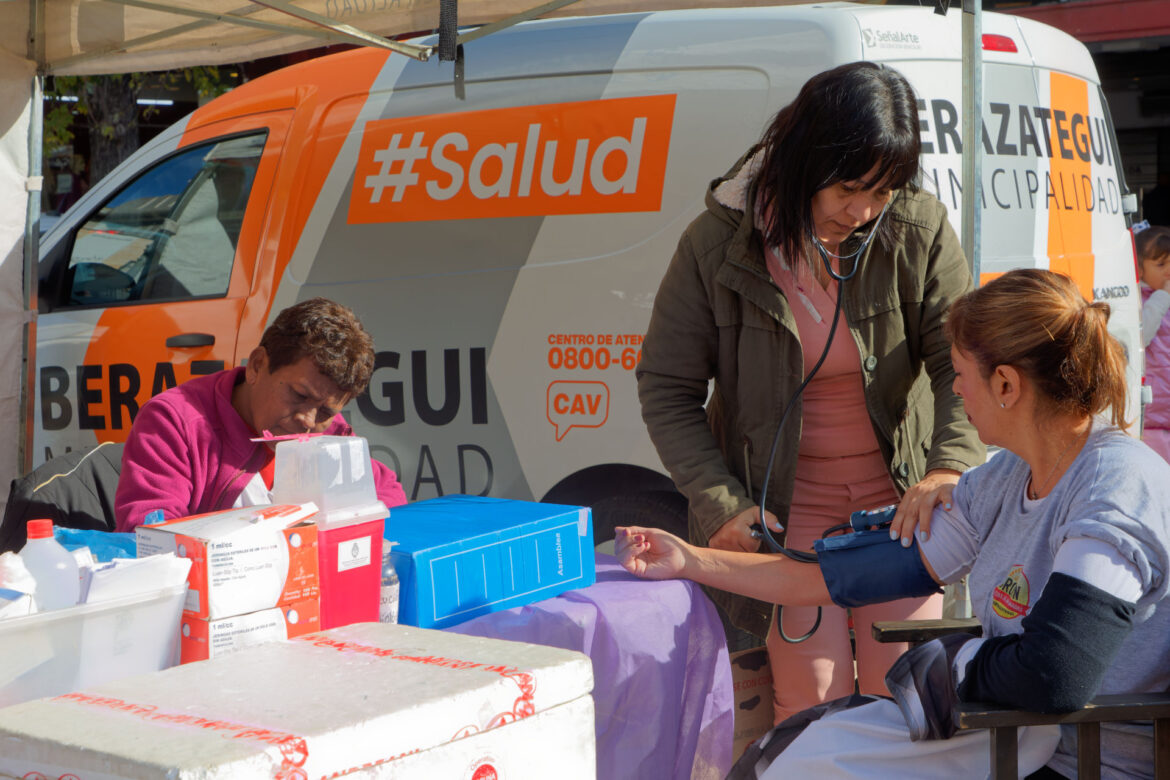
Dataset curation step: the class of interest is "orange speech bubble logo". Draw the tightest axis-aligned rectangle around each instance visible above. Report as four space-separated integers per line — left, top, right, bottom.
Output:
547 381 609 441
348 94 675 223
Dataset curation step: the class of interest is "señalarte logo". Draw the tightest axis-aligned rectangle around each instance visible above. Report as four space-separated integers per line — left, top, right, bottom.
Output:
862 28 922 49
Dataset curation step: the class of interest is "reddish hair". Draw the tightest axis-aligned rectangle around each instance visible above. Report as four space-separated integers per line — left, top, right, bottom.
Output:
946 269 1129 429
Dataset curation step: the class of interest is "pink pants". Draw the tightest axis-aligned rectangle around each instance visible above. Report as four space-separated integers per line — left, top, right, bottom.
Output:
766 472 943 725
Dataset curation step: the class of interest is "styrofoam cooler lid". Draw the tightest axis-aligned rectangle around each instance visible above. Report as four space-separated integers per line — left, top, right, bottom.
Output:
0 623 594 779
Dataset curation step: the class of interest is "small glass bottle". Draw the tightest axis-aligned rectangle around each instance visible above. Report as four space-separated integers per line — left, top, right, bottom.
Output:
379 546 399 624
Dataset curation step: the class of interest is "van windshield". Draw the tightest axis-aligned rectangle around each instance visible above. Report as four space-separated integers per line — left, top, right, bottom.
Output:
63 132 267 307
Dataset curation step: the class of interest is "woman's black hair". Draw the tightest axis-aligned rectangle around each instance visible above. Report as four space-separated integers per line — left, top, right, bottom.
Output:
753 61 921 264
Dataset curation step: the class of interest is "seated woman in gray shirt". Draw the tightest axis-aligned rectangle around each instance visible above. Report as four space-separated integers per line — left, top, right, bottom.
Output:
616 268 1170 780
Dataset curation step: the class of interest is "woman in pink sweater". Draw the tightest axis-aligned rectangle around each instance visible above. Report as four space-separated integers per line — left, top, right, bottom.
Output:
115 298 406 531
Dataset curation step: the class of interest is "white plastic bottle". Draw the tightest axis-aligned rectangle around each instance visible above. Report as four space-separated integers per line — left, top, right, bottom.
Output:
379 546 399 624
20 519 80 610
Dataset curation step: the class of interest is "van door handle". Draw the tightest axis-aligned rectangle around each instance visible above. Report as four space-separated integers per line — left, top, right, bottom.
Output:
166 333 216 348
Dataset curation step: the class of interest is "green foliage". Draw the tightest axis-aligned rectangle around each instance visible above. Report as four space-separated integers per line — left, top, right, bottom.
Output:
42 66 238 184
42 100 74 156
164 66 235 101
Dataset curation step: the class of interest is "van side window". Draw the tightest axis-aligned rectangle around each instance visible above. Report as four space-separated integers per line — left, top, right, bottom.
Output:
63 132 267 307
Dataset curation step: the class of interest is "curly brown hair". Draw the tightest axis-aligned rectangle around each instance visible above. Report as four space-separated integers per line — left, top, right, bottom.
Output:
260 298 375 395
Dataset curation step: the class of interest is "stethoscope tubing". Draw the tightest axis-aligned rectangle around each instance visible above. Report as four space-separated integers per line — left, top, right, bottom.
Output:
753 202 889 642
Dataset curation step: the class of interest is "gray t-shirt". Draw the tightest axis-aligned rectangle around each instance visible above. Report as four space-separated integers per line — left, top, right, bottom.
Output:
947 422 1170 780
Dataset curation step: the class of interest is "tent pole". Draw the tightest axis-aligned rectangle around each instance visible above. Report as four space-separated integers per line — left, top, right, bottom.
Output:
21 0 45 474
961 0 983 285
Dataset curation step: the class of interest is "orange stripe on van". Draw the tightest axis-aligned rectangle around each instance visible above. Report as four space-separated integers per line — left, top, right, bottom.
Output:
347 94 676 223
1045 73 1094 301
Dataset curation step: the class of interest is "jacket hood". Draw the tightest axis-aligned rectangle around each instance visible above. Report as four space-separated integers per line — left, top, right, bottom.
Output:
709 146 933 259
705 147 764 232
711 147 763 214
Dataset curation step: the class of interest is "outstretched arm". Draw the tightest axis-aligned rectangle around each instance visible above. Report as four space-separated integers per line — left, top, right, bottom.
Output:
615 525 832 607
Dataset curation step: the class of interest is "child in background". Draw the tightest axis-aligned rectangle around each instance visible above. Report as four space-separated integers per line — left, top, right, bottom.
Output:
1139 222 1170 462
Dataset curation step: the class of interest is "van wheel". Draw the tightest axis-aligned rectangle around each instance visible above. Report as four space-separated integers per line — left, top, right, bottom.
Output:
589 490 689 547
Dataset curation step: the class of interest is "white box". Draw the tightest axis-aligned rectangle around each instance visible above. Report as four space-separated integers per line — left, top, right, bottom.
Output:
135 503 319 620
0 623 596 780
0 583 187 709
179 597 321 663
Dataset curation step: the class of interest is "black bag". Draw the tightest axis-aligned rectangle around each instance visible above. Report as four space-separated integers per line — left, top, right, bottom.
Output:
0 442 124 553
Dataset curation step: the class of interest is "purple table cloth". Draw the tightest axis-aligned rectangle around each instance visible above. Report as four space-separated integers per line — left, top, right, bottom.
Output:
448 553 734 780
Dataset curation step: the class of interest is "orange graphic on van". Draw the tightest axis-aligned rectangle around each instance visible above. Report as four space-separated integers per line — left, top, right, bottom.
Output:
347 95 676 223
1046 73 1094 301
547 381 609 441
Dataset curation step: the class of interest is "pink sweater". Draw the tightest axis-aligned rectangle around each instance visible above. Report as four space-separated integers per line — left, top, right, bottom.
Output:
115 367 406 531
764 248 889 484
1144 285 1170 430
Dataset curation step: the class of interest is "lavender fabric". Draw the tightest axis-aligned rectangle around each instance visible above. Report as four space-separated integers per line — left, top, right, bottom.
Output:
449 553 735 779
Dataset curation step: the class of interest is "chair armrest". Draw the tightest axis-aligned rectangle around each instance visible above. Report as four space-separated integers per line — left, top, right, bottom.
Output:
871 617 983 644
957 692 1170 729
957 693 1170 780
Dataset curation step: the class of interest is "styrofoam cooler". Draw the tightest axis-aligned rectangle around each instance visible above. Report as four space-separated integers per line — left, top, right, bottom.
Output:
0 583 187 709
0 623 596 779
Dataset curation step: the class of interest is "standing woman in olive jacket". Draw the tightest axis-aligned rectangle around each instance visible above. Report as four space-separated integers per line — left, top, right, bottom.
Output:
636 62 985 724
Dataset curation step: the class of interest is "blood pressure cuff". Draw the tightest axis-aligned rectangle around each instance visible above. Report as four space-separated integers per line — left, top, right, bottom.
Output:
814 529 942 608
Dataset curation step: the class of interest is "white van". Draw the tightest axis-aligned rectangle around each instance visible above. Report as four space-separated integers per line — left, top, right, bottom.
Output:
31 3 1139 537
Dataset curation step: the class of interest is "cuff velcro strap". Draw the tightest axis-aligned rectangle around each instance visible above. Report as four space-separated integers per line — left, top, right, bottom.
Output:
814 529 942 608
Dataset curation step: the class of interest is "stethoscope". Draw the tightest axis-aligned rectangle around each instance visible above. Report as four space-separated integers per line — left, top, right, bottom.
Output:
752 199 891 643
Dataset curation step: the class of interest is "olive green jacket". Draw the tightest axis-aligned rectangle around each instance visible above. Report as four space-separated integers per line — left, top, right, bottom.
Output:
636 151 985 638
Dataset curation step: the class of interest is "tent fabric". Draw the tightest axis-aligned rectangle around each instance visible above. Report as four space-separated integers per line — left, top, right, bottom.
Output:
0 49 33 521
0 0 789 76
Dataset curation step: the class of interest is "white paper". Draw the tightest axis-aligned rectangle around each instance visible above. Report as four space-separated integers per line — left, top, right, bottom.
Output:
85 554 192 605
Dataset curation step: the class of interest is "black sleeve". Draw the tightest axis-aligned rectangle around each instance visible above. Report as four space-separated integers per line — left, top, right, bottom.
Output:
957 572 1137 713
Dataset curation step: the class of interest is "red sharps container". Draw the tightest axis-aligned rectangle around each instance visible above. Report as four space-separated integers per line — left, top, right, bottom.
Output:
273 435 388 629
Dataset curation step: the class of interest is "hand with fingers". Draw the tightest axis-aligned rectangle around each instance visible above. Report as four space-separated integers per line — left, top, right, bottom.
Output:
614 525 692 580
889 469 959 547
708 505 783 553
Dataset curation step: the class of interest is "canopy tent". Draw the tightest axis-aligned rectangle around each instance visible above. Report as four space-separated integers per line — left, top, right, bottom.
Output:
1 0 808 75
0 0 982 517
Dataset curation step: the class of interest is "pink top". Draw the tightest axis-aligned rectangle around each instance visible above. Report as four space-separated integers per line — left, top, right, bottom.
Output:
765 246 889 485
115 367 407 531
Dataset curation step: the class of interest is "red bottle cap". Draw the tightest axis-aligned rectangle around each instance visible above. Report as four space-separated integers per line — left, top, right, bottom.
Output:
26 519 54 539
